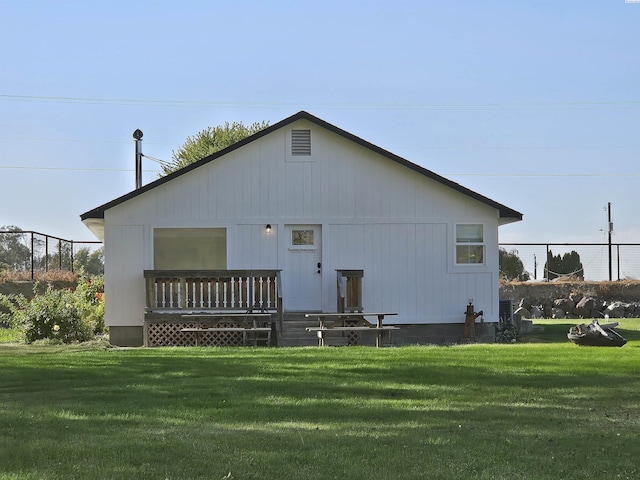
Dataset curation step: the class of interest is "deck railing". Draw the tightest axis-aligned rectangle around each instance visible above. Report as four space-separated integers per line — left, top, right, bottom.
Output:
144 269 282 312
336 269 364 313
143 270 283 345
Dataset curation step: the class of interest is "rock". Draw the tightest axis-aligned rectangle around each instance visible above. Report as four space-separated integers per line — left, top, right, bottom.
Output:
553 298 574 315
513 306 530 333
569 292 583 305
519 319 534 334
518 298 532 311
514 306 531 319
574 296 596 318
551 307 566 319
605 302 626 318
530 305 544 319
629 302 640 317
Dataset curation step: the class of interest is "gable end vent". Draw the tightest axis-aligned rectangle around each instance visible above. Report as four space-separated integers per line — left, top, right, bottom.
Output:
291 129 311 155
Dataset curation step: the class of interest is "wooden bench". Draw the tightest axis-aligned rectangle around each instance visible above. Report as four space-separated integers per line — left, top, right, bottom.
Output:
305 312 399 347
181 313 272 347
143 270 282 347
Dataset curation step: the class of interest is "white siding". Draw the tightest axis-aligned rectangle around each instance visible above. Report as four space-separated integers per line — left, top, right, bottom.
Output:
103 118 503 327
104 224 145 327
324 222 494 323
232 224 279 270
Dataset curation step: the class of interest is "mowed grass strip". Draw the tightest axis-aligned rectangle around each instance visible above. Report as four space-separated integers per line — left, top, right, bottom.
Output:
1 321 639 480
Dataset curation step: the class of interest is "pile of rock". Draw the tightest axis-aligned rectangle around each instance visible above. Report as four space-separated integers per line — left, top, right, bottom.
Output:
514 295 640 320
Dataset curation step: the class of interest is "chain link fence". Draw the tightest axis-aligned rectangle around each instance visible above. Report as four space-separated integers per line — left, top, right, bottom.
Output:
500 243 640 282
2 231 638 282
0 230 102 280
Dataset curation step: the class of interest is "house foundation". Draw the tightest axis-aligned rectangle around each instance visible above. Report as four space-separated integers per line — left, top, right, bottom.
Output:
390 322 497 346
108 322 496 347
108 326 144 347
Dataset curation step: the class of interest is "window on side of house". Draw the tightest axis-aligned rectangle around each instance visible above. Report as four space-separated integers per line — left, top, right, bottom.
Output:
455 224 484 265
153 228 227 269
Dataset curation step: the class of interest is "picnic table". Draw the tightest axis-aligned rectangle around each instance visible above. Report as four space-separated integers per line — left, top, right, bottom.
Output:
181 313 273 346
305 312 399 347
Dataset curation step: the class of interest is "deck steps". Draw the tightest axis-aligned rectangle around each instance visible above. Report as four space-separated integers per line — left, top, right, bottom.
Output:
277 313 358 347
277 314 318 347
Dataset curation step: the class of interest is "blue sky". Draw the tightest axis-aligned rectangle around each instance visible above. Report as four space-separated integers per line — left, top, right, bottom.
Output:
1 1 638 278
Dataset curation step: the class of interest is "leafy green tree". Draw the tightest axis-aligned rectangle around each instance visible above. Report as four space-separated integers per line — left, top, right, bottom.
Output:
73 247 104 276
499 248 530 281
162 120 270 175
0 226 31 272
544 249 584 280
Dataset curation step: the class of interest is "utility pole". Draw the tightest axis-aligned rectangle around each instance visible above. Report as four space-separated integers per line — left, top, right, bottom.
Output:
608 202 613 281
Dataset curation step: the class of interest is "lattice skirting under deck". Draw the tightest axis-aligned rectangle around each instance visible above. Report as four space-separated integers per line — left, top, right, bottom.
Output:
146 321 249 347
346 330 361 345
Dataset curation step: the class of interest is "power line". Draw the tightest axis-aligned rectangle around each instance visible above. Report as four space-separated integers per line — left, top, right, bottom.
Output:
0 164 636 177
0 136 171 145
0 165 160 173
0 135 637 151
421 146 640 151
2 94 640 110
445 173 640 177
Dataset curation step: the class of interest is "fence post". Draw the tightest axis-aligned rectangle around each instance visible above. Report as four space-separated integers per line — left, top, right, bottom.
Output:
30 232 35 281
545 244 550 282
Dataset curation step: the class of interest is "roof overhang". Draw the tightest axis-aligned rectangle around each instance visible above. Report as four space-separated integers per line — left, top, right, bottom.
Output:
81 217 105 242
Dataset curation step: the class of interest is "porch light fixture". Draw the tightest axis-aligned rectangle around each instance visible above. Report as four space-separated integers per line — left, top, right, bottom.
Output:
265 224 272 234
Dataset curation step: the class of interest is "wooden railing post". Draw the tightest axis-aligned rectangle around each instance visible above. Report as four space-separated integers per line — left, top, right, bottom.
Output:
336 270 364 313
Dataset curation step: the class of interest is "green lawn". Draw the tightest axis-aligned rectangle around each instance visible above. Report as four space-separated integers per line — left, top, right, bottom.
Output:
1 321 639 480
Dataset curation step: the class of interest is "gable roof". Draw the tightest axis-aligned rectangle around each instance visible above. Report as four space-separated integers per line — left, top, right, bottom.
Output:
80 111 522 223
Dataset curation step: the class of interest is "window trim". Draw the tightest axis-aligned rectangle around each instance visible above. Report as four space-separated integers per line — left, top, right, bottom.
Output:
454 223 485 266
288 227 319 252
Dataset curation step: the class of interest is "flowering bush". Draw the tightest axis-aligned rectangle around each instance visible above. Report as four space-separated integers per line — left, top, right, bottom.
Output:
74 275 105 335
0 274 105 343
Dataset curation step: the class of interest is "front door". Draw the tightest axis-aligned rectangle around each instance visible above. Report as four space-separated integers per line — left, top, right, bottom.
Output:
284 225 322 311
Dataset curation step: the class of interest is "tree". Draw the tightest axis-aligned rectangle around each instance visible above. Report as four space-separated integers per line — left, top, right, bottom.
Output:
44 241 73 271
499 248 530 281
544 249 584 280
73 247 104 276
161 120 270 175
0 226 31 272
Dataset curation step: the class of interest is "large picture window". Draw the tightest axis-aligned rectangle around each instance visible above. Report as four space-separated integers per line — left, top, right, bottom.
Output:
455 224 484 265
153 228 227 269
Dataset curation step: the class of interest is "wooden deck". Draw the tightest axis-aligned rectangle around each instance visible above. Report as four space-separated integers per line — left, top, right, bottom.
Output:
143 270 282 347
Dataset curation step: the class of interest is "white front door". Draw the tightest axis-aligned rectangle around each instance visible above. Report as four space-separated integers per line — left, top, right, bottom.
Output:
284 225 322 311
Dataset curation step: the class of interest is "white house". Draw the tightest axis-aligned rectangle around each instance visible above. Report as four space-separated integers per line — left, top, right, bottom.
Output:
81 111 522 346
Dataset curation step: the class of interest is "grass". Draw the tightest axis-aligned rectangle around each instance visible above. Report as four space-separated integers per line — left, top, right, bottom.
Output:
0 327 22 343
1 322 639 480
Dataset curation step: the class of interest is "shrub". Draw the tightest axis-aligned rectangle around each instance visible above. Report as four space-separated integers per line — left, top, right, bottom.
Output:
75 274 105 334
0 274 105 343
